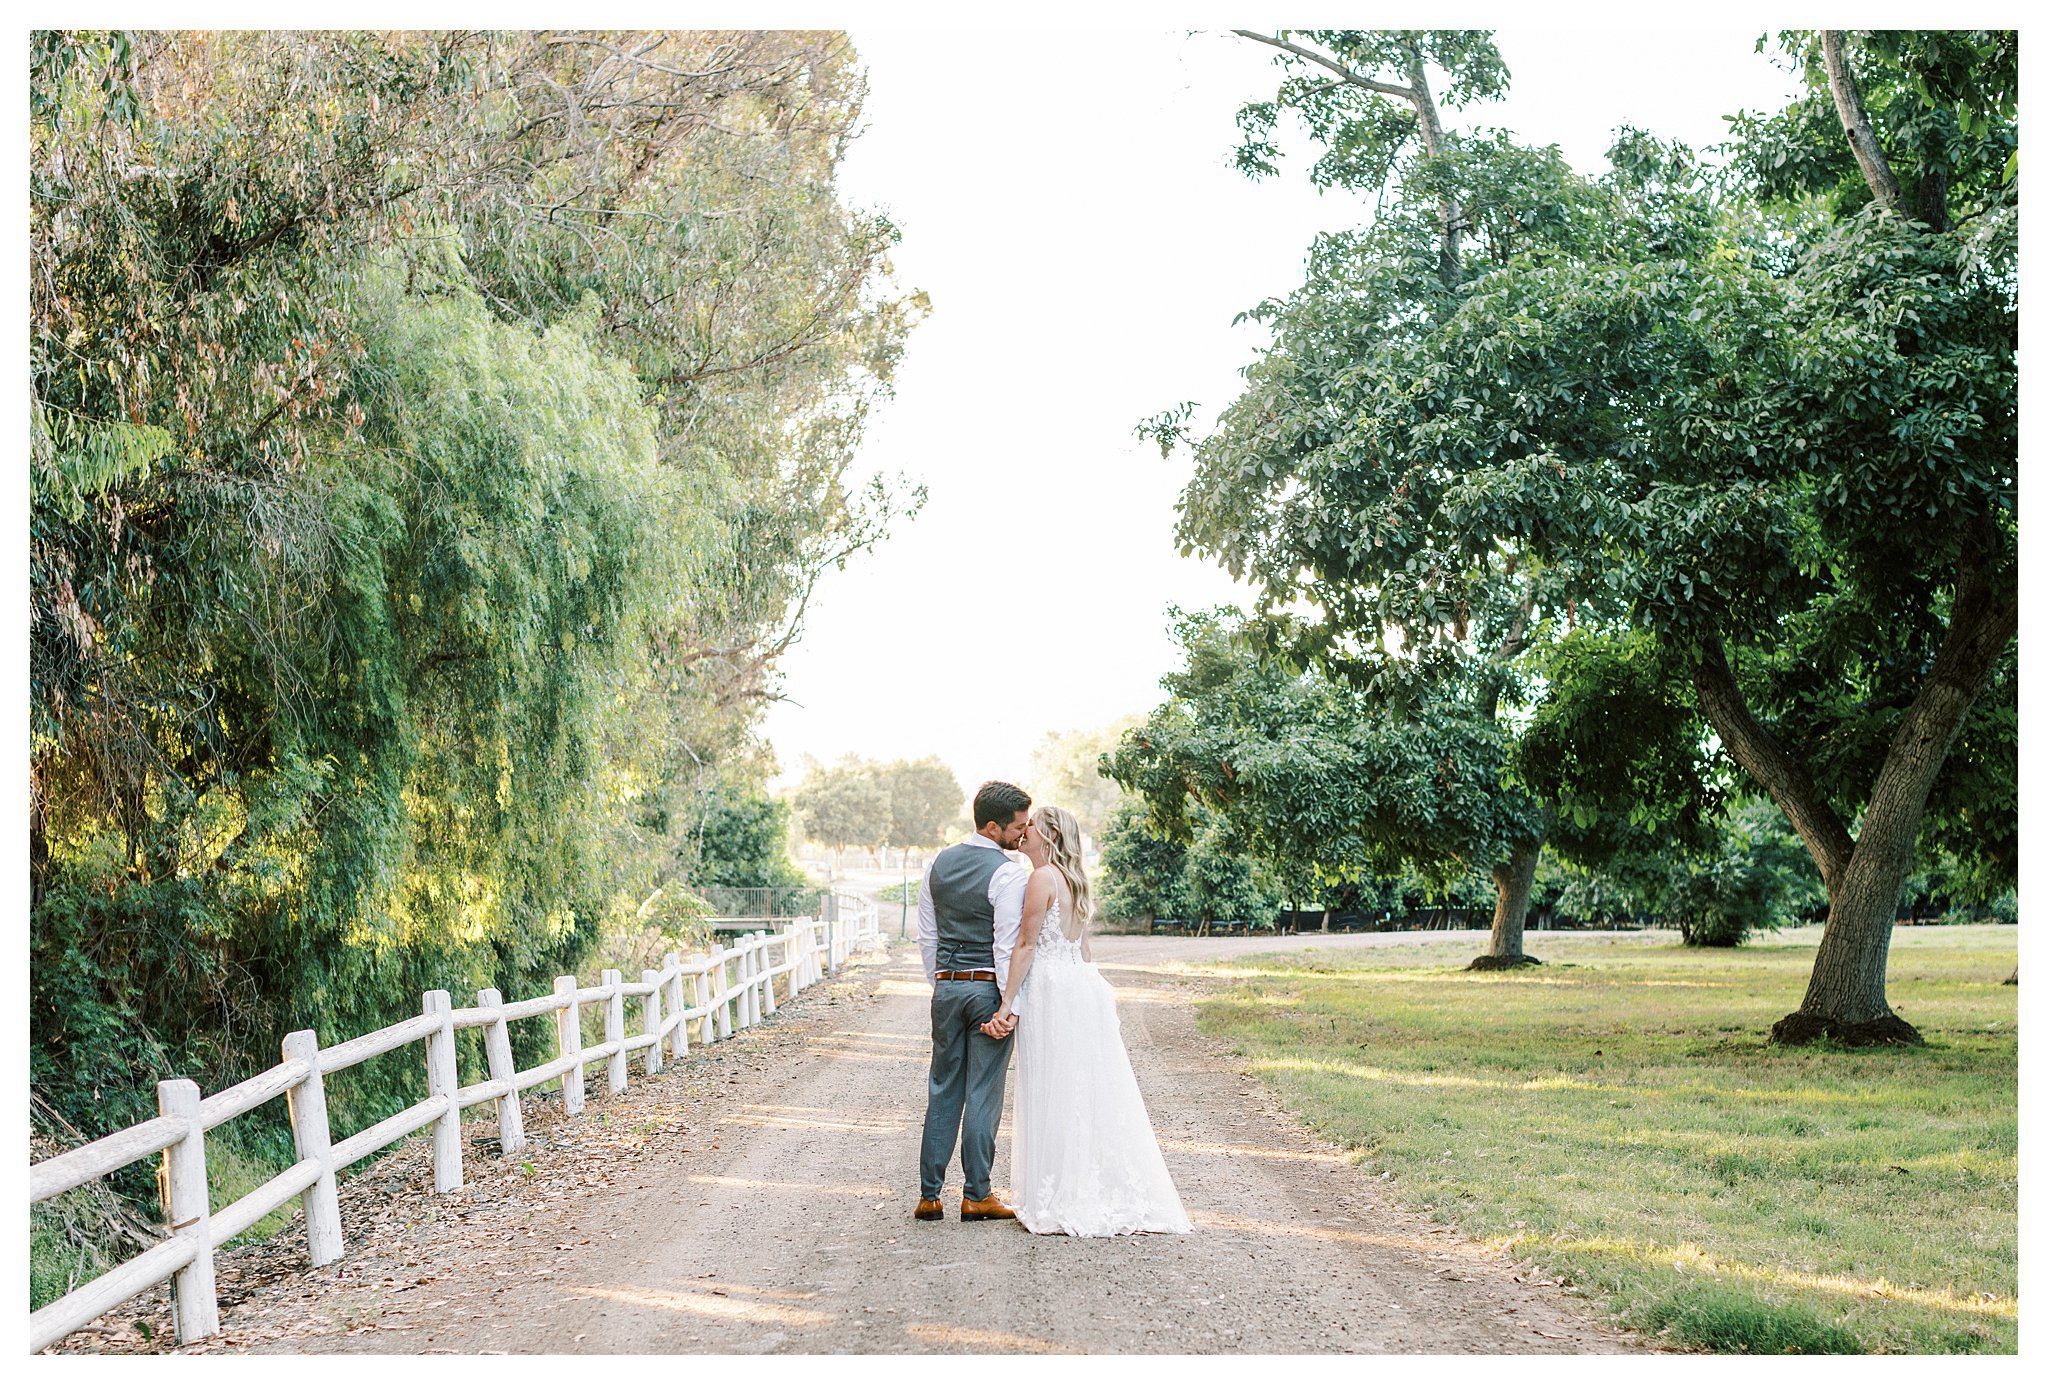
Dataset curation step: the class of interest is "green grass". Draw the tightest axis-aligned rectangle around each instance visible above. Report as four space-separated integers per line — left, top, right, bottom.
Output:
1190 925 2017 1354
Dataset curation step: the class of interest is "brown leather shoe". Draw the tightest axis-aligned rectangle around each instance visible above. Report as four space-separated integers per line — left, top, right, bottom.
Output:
913 1198 944 1221
960 1194 1017 1222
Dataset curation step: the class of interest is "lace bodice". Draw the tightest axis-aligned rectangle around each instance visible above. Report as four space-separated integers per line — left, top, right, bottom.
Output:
1033 897 1085 964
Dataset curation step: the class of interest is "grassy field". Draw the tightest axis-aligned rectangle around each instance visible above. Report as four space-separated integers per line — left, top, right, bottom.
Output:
1191 925 2017 1354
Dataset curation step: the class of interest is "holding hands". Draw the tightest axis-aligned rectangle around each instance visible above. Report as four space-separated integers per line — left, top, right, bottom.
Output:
980 1008 1017 1040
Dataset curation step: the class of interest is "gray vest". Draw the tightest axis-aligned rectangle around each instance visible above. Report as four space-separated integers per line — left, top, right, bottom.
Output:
929 840 1007 970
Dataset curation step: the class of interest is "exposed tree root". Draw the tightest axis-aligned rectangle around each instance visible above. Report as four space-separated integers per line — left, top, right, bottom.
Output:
1769 1009 1924 1047
1465 953 1542 972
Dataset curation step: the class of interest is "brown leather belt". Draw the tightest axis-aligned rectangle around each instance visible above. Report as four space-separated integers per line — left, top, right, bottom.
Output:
934 970 997 983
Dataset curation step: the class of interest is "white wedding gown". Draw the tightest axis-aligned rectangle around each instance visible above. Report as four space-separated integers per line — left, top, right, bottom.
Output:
1011 897 1193 1236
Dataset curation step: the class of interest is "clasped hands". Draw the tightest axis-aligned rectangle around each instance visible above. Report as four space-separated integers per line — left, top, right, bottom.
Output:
979 1008 1017 1039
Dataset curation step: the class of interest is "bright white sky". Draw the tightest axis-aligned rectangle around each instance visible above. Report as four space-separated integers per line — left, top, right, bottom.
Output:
760 27 1807 793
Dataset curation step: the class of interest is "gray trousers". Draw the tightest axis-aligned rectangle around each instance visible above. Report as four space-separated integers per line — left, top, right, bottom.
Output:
919 979 1013 1201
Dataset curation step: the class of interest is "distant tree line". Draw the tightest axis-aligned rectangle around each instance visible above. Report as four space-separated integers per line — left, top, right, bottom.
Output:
793 756 965 851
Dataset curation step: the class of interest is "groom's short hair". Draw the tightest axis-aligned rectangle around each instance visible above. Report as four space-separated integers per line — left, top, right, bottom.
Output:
972 781 1031 829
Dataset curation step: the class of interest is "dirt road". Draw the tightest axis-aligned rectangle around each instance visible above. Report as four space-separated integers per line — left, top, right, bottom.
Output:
61 933 1652 1354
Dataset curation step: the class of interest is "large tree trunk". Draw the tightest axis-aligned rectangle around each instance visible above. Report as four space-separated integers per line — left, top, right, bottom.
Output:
1773 844 1924 1044
1692 558 2015 1045
1468 840 1542 970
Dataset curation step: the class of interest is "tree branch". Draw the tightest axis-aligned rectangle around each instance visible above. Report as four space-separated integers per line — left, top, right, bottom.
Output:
1691 634 1855 892
1230 31 1417 102
1821 31 1904 215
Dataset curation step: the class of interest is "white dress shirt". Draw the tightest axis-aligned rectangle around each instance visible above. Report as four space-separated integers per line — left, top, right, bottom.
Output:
918 834 1031 1009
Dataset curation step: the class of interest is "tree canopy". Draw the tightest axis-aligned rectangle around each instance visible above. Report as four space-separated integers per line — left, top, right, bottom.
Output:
1156 28 2015 1039
29 30 922 1161
792 755 965 851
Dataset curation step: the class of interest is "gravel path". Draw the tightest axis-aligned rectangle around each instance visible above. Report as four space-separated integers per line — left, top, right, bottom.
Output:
56 933 1655 1354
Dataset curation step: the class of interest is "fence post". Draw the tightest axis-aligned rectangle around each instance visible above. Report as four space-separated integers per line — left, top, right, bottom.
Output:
689 951 712 1046
423 990 462 1194
739 938 758 1029
554 975 584 1115
281 1030 343 1266
664 950 690 1061
157 1078 219 1343
826 914 839 976
641 968 664 1075
478 987 524 1155
602 968 627 1095
712 945 734 1040
762 933 779 1015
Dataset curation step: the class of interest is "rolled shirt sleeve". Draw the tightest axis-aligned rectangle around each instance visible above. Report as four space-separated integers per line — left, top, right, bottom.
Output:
989 860 1031 1010
917 857 939 985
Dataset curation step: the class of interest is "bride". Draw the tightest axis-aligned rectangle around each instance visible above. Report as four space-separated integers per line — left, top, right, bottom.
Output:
984 805 1193 1236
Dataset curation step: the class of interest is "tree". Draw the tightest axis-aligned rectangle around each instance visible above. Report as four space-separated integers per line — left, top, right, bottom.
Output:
1096 798 1189 925
1164 29 2013 1041
880 757 965 849
793 759 892 852
1028 718 1140 847
1230 29 1509 288
1109 612 1716 963
1148 30 1645 966
1180 819 1285 931
27 29 924 1182
1108 610 1537 957
690 781 812 893
789 755 961 853
1379 37 2015 1041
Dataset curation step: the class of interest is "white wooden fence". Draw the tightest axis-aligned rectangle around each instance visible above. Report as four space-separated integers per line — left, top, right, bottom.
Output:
28 902 885 1353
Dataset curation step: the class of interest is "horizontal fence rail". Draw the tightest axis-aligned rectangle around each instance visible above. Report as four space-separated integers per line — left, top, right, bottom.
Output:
29 902 885 1353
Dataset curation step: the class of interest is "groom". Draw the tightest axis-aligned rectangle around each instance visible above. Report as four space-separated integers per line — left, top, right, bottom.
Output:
912 780 1032 1222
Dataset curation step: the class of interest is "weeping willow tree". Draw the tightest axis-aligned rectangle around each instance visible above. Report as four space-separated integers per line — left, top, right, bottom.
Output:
28 30 920 1193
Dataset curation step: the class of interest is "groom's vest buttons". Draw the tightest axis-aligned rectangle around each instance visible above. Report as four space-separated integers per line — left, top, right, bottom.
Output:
929 842 1006 972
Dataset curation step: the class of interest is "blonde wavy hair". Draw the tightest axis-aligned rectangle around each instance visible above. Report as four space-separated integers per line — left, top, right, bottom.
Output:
1032 805 1093 927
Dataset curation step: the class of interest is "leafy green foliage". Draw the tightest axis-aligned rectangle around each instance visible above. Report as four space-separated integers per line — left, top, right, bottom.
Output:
1107 610 1537 895
1233 30 1508 191
1728 31 2016 229
28 30 919 1195
1095 798 1189 923
1094 797 1282 927
691 784 812 894
1173 29 2017 1014
1516 629 1722 860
